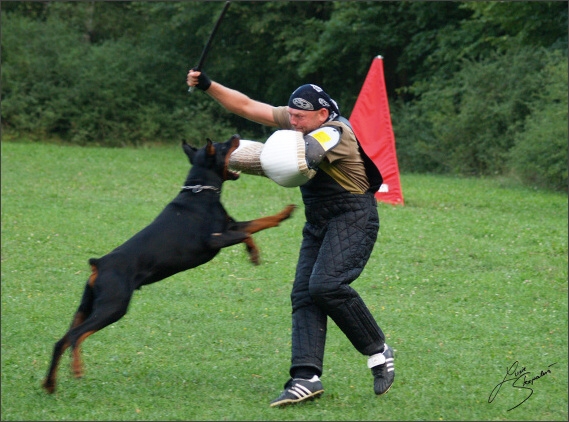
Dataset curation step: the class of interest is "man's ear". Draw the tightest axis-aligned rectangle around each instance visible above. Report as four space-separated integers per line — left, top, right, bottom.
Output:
318 108 330 123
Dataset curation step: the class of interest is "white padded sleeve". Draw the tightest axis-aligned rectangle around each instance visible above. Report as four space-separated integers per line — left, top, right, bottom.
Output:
260 130 317 187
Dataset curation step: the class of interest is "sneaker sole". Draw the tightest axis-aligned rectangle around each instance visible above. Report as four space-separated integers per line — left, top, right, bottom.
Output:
375 383 393 396
269 389 324 408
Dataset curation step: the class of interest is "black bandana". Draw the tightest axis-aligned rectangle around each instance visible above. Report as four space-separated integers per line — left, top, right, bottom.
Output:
288 84 340 122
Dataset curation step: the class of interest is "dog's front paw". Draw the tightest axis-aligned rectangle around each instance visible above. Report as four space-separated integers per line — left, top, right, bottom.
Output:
244 237 260 265
279 204 297 221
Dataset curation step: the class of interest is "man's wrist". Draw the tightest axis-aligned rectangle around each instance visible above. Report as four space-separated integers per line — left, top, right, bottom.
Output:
196 72 212 91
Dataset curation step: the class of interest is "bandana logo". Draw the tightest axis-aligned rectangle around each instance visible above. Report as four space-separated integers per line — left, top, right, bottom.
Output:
318 98 330 108
292 97 314 110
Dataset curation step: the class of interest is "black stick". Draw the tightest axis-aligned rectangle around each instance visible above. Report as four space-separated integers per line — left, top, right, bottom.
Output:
189 1 231 93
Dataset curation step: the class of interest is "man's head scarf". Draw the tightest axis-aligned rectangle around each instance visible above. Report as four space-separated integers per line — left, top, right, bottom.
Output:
288 84 340 122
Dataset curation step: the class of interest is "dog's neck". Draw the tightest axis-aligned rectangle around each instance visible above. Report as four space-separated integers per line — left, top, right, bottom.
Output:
181 184 220 194
182 168 223 194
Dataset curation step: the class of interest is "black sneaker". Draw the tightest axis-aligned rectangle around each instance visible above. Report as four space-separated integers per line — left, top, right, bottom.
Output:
368 344 395 395
269 375 324 407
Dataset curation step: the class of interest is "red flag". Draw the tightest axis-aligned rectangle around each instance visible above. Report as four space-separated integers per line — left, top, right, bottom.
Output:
350 56 404 205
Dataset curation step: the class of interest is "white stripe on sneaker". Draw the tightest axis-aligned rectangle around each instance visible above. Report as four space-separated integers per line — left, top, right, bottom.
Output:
270 379 324 407
287 383 313 400
289 388 303 399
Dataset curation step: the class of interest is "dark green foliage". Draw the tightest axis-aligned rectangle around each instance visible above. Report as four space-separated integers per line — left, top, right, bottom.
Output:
392 47 567 191
390 100 443 174
386 0 568 190
1 14 88 136
508 52 568 191
1 6 234 146
1 2 567 189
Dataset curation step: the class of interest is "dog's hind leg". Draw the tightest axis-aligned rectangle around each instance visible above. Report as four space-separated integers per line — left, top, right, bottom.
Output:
42 324 101 393
42 277 96 394
65 302 131 381
68 275 133 380
43 334 71 393
43 270 132 393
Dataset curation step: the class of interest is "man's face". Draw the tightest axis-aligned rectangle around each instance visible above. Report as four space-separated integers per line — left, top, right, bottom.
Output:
287 108 329 135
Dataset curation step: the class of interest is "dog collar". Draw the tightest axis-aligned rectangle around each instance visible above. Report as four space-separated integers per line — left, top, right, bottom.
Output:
181 185 220 194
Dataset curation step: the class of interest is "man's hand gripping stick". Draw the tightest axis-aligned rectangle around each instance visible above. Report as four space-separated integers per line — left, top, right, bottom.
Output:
188 1 231 93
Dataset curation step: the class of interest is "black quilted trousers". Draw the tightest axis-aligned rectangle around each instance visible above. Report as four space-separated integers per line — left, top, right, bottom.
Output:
289 192 385 377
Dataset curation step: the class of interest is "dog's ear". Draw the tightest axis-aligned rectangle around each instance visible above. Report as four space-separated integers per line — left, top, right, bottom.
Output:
182 141 197 164
205 138 216 156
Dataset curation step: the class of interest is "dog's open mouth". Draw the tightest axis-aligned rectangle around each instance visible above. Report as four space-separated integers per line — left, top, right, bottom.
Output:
226 169 241 180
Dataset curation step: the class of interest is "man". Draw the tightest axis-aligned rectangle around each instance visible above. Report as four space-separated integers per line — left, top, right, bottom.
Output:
187 70 394 407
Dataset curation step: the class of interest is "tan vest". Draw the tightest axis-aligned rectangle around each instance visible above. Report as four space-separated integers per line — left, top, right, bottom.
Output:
272 106 369 194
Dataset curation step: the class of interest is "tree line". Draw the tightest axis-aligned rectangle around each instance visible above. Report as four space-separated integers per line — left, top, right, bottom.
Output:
2 1 567 190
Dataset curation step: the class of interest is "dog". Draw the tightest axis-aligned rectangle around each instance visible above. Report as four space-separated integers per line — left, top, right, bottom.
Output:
42 134 296 393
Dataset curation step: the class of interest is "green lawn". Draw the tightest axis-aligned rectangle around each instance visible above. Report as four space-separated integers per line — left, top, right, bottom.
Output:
1 141 567 420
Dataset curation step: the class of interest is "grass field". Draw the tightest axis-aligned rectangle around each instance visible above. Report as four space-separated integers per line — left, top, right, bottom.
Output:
1 140 567 421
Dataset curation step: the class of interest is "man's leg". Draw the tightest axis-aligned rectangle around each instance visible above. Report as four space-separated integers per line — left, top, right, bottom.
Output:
307 196 394 395
290 222 327 378
270 222 327 407
308 196 384 354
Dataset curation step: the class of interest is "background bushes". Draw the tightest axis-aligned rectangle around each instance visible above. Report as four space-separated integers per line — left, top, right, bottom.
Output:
1 1 567 190
392 48 568 189
508 52 568 191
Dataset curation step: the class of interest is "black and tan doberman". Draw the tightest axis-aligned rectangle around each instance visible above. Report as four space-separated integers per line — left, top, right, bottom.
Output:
43 135 295 393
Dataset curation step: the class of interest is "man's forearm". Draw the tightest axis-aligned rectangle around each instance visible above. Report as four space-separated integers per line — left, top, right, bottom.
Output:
206 82 277 127
206 82 252 116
